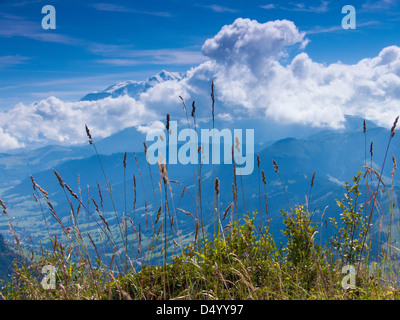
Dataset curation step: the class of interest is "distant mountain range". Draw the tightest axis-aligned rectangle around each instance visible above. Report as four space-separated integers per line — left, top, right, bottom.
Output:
0 113 397 248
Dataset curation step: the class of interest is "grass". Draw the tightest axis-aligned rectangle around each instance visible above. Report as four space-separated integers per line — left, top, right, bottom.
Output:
1 83 400 300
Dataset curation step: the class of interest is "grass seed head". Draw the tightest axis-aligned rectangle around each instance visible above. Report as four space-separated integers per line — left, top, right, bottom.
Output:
311 172 316 187
53 169 64 188
262 170 267 185
272 160 279 173
215 177 220 196
391 116 399 137
370 141 374 157
191 100 196 117
0 199 6 214
85 124 93 144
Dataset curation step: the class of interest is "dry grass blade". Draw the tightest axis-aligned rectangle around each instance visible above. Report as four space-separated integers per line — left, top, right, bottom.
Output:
363 165 386 188
64 183 79 200
177 208 196 220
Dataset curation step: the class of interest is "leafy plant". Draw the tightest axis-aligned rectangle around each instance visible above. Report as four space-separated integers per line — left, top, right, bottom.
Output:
330 171 370 265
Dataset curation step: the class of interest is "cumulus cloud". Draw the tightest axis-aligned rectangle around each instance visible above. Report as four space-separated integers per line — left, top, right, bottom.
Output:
136 120 165 134
0 127 24 150
201 18 307 72
203 44 400 128
195 19 400 129
0 95 157 151
2 18 400 151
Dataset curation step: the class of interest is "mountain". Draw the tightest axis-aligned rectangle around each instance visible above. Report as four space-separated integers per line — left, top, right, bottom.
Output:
0 112 335 188
80 70 183 101
0 126 153 187
1 114 398 256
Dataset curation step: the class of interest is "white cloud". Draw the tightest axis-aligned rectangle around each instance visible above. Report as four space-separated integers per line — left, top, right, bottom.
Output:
260 4 276 10
198 43 400 128
89 44 207 66
201 18 307 72
196 19 400 129
0 127 24 150
137 120 165 134
0 14 80 45
2 18 400 151
0 96 157 151
279 1 330 13
95 50 207 66
0 55 31 68
203 5 237 13
362 0 396 11
92 3 171 17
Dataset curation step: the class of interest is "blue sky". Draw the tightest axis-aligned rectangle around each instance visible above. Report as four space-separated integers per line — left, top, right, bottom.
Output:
1 0 399 108
1 0 400 151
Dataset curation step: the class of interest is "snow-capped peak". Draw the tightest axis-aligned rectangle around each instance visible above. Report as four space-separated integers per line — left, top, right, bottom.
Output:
80 70 184 101
147 70 182 84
